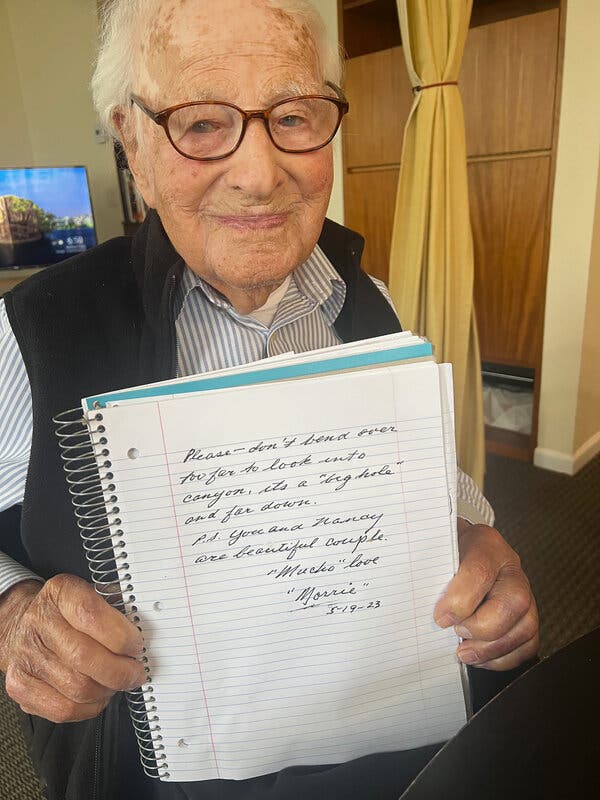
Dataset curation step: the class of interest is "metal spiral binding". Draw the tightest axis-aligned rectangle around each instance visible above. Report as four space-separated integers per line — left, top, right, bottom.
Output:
53 408 169 780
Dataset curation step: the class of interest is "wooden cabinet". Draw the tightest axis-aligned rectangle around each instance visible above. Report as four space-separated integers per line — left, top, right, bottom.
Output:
343 47 411 282
340 0 564 459
469 155 551 369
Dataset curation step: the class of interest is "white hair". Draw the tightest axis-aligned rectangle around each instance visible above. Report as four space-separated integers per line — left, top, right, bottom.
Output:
92 0 344 141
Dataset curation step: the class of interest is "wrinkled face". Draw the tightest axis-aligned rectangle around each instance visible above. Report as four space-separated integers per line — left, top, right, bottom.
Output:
123 0 334 297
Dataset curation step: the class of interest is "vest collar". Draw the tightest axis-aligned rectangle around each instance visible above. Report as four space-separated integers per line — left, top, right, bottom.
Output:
130 209 399 379
131 210 366 322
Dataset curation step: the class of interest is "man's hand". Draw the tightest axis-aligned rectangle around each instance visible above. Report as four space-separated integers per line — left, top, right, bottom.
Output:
434 521 539 670
0 575 147 723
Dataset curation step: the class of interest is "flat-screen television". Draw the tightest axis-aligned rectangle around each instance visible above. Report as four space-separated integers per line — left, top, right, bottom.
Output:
0 166 97 269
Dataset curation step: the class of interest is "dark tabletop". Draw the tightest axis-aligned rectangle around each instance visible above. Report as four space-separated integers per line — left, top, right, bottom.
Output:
400 626 600 800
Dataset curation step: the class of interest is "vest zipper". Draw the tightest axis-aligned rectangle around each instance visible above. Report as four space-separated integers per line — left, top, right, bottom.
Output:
92 709 105 800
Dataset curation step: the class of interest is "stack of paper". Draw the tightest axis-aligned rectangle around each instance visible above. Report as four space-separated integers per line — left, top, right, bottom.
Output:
82 332 466 782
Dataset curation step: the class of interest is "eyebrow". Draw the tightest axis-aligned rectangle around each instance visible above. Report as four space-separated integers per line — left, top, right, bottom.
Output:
266 81 326 103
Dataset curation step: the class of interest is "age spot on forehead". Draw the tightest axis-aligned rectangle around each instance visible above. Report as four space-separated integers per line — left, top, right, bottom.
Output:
257 3 321 78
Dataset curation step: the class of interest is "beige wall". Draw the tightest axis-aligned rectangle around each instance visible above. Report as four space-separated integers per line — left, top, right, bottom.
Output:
1 0 126 242
535 0 600 474
574 164 600 453
0 0 33 166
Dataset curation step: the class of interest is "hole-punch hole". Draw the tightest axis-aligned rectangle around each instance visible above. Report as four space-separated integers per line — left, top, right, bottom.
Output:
153 601 164 612
128 448 140 460
177 738 190 748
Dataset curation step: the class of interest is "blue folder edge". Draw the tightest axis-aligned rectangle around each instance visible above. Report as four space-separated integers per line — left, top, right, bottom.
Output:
84 342 434 410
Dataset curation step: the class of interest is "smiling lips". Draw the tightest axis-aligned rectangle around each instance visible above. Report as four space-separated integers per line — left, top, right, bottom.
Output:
215 213 288 230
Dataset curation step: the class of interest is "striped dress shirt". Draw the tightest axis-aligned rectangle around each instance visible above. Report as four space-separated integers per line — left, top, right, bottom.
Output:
0 244 493 594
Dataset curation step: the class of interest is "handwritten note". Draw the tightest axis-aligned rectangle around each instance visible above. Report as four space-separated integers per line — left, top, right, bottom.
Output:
93 362 466 781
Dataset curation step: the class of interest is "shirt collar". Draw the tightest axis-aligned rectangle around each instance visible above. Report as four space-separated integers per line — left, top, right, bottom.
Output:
175 243 346 324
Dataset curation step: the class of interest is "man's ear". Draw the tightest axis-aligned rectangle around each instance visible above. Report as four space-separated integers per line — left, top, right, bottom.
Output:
112 108 156 209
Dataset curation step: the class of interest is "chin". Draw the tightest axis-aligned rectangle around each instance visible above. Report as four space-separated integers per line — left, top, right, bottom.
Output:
215 259 296 291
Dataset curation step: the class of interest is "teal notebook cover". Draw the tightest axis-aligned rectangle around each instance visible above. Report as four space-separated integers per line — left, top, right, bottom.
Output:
84 342 433 411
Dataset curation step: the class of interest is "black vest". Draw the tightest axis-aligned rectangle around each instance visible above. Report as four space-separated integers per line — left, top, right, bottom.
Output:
4 212 415 800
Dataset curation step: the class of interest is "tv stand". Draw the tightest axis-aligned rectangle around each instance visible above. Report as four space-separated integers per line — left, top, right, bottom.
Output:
0 267 45 296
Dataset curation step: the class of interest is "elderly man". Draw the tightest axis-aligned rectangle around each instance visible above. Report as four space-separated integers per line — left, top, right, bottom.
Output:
0 1 538 798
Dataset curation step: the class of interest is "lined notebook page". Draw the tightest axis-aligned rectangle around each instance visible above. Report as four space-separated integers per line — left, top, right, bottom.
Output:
92 361 466 781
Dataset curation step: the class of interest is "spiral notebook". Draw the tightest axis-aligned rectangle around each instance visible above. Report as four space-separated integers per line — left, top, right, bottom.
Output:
55 332 467 783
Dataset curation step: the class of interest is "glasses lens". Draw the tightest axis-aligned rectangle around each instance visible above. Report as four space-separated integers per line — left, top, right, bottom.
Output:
269 98 340 152
167 104 242 159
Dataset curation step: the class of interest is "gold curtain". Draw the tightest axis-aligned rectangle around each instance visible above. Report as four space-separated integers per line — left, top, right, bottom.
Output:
389 0 484 488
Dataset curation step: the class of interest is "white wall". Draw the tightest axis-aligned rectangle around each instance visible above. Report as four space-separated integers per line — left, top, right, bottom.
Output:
573 165 600 462
535 0 600 474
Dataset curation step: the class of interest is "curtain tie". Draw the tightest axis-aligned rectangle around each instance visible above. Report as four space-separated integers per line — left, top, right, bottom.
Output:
412 81 458 94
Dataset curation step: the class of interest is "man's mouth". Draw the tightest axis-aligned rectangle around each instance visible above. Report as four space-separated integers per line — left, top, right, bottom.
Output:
214 214 288 230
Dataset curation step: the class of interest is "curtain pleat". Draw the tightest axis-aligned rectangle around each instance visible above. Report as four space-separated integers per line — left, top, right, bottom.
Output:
390 0 485 488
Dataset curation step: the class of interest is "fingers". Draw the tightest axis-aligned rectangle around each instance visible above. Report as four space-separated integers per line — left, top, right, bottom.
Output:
3 574 147 722
5 666 110 723
466 634 539 672
433 525 540 672
37 609 147 692
456 601 539 666
46 574 143 657
434 526 511 627
454 564 533 642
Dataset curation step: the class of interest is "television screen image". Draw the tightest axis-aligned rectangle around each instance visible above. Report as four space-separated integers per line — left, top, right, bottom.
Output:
0 166 97 269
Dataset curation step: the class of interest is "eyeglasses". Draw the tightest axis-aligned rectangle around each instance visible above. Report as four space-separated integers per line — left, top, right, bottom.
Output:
130 89 349 162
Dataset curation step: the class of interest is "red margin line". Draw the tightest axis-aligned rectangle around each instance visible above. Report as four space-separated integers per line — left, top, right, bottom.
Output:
156 402 220 777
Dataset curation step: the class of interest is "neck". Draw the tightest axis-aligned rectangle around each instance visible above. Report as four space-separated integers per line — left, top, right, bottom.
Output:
204 278 286 315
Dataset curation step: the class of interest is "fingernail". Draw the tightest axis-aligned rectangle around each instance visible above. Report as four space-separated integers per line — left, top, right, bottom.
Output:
435 613 457 628
459 649 478 664
455 625 471 639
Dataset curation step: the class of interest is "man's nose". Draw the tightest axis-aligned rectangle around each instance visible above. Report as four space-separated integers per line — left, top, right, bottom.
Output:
224 118 283 199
